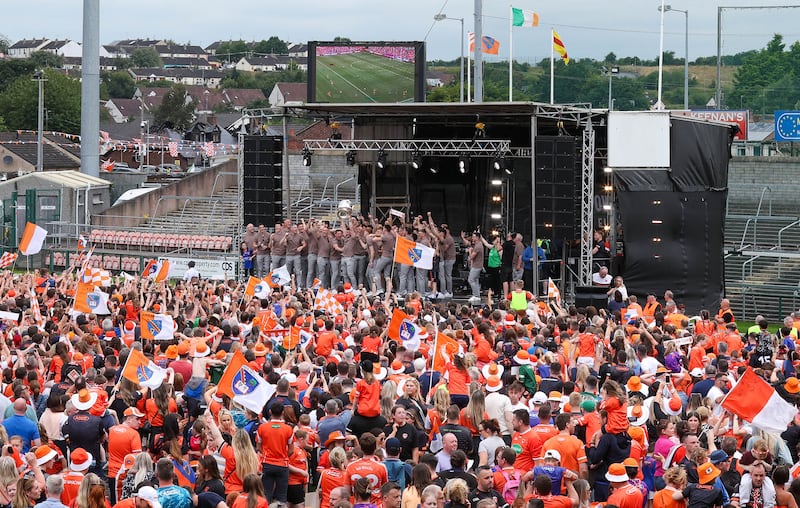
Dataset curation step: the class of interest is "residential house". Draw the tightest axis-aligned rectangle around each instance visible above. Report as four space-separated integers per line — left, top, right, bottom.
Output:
161 57 214 70
234 55 280 72
426 70 454 88
223 88 266 110
269 82 306 107
105 39 166 57
104 98 143 123
128 68 225 88
287 43 308 58
0 132 81 176
153 43 207 60
62 56 118 72
8 39 49 58
134 87 171 111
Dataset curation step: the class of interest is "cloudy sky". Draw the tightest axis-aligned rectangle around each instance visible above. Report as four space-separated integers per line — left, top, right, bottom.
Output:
3 0 799 63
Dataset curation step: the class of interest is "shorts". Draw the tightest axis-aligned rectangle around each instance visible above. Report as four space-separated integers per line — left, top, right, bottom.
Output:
287 484 306 505
501 266 514 283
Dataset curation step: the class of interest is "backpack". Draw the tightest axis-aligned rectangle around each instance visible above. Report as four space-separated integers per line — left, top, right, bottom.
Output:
719 457 741 495
501 470 522 505
60 363 82 384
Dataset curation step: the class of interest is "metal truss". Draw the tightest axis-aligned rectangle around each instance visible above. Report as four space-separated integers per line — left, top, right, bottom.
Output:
303 139 511 155
579 122 596 286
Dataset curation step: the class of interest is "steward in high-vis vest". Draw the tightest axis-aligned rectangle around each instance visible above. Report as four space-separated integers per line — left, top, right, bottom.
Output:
507 280 534 315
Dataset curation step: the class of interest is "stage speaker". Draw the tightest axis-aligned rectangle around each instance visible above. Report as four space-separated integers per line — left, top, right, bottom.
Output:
535 136 579 242
574 285 609 310
243 135 283 226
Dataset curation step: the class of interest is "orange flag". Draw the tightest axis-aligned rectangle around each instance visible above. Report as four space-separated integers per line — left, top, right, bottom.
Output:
73 281 95 314
432 333 460 370
216 350 248 399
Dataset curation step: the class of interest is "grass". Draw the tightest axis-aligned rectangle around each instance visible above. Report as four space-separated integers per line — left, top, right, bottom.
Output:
737 320 781 334
316 52 416 103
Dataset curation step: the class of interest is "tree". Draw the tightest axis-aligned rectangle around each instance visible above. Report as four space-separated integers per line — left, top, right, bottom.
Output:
604 52 617 64
253 37 288 55
29 51 63 69
333 37 352 43
215 40 249 63
0 69 81 133
130 47 162 68
101 71 136 99
0 59 36 93
153 83 195 131
0 38 8 55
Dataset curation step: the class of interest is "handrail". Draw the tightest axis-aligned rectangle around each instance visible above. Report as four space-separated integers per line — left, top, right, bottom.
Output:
333 176 356 216
755 186 772 217
295 203 313 222
210 171 237 198
319 176 333 206
738 187 772 250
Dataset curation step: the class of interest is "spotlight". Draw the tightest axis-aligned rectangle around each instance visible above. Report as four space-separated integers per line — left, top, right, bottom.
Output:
377 149 387 169
503 159 514 176
458 155 469 174
301 148 312 167
490 213 502 220
429 159 439 174
492 154 503 171
603 166 612 173
411 150 422 170
491 179 502 186
346 150 357 166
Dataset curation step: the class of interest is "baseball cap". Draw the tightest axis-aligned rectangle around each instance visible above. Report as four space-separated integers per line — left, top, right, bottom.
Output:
135 486 163 508
124 407 144 418
543 449 561 462
385 437 402 455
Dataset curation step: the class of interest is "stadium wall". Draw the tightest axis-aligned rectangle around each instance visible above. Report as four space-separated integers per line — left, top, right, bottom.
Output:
728 157 800 215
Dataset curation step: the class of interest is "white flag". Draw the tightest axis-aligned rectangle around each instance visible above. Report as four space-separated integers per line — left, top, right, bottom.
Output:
232 364 277 413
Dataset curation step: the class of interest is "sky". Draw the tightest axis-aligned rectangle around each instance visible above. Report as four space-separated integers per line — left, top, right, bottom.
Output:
3 0 800 64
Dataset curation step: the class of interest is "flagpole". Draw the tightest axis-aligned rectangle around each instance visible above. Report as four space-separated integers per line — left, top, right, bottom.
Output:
509 4 513 102
428 307 440 396
467 46 472 103
550 28 554 104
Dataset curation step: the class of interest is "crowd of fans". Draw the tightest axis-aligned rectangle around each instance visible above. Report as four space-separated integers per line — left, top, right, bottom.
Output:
1 216 800 508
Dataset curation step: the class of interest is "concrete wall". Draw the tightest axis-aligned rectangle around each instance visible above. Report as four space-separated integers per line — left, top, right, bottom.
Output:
728 157 800 215
94 160 238 229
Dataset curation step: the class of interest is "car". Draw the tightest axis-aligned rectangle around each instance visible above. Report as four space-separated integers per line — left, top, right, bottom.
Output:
158 163 183 174
139 164 159 173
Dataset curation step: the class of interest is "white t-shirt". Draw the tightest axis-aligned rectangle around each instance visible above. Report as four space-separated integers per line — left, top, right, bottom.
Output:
485 392 513 435
639 356 662 376
592 273 612 286
707 385 726 415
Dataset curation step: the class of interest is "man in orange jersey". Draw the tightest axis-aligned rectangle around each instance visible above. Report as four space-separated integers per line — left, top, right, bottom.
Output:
257 403 294 503
542 414 588 479
107 407 144 503
606 463 644 508
511 409 542 472
344 433 387 505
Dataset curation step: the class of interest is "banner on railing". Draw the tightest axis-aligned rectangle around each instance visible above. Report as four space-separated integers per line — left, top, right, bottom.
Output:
157 256 238 280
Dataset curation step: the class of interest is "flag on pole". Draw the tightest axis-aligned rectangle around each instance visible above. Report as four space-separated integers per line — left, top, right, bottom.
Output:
101 159 115 172
469 33 501 55
217 350 276 413
140 311 176 340
142 260 158 278
142 260 170 282
314 288 344 315
266 265 291 288
73 282 111 314
394 237 435 270
154 260 170 282
0 252 18 269
122 348 168 389
83 267 111 287
547 278 561 304
168 142 179 157
387 308 423 342
553 31 570 64
245 276 271 299
432 333 462 370
29 289 43 329
77 234 87 251
512 7 539 27
721 368 797 434
283 326 314 350
19 222 47 256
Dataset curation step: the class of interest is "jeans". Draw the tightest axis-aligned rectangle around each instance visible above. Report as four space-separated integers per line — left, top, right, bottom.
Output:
439 258 455 294
399 263 414 294
306 253 317 287
468 267 482 297
271 256 286 271
286 255 302 284
316 257 330 288
342 256 356 285
512 268 524 283
262 463 289 503
256 254 271 278
415 268 429 295
373 256 393 291
330 259 342 287
354 255 368 288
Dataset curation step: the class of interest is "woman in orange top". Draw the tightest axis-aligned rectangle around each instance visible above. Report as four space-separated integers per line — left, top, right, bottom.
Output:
221 429 261 494
317 447 347 508
427 386 449 445
49 342 70 382
139 384 177 447
287 429 310 508
350 360 386 436
459 389 489 465
445 353 470 408
231 474 268 508
652 466 686 508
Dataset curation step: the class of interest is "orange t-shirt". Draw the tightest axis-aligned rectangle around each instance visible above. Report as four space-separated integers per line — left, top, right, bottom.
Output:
577 333 597 358
220 443 244 493
542 434 587 474
61 471 84 506
345 457 388 506
258 420 293 467
361 335 382 355
353 379 381 417
688 345 706 371
653 488 685 508
528 493 572 508
459 409 489 437
50 356 64 382
608 483 644 508
511 428 542 471
107 424 142 478
446 364 470 396
316 331 337 357
288 445 308 485
231 494 268 508
531 423 559 445
141 398 178 427
600 397 628 434
319 468 346 508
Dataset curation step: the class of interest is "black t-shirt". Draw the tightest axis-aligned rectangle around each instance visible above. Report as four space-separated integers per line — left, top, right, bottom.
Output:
437 470 478 491
195 478 225 498
440 423 474 454
682 483 724 508
470 489 509 508
384 422 418 462
264 395 302 423
538 377 563 395
501 240 516 268
62 411 105 465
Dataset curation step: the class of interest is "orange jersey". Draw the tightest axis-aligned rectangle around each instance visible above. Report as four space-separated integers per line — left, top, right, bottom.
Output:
511 428 542 471
542 434 587 473
288 445 308 485
352 379 381 417
345 457 387 505
107 424 142 478
258 420 293 467
61 471 84 506
319 468 346 508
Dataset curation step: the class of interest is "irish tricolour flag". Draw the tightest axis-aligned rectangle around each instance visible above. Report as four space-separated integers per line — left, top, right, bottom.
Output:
512 7 539 27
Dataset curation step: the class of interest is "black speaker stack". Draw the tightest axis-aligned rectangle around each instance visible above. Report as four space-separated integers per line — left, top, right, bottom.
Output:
534 136 579 242
243 135 283 227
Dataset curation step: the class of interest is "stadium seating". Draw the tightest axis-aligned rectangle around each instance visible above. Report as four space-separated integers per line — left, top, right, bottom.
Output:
73 231 233 253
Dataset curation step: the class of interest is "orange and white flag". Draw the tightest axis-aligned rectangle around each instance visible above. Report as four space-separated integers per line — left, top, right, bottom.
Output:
19 223 47 255
722 368 796 434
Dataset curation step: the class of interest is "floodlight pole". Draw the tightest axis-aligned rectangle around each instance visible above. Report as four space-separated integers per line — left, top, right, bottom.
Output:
433 14 465 102
33 71 46 172
474 0 483 103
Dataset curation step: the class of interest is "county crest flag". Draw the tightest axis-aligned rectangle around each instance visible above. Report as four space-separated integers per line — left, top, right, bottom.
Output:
283 325 314 350
394 236 434 270
245 276 271 298
140 311 176 340
19 222 47 256
387 308 422 342
74 282 111 314
721 368 797 434
217 350 275 412
122 348 167 389
512 7 539 27
432 333 462 370
468 33 501 55
266 265 291 288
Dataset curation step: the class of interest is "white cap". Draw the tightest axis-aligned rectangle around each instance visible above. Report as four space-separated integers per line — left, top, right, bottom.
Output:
135 486 163 508
543 449 561 462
